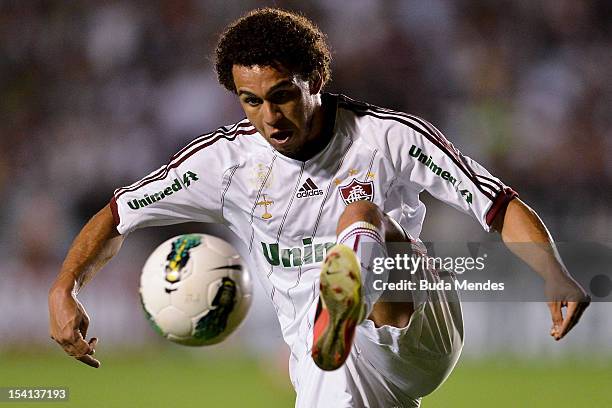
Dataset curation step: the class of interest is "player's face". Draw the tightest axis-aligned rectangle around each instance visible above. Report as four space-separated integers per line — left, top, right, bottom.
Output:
232 65 322 160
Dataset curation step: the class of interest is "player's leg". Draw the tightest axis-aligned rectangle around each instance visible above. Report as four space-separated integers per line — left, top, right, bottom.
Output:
312 200 415 370
353 265 464 404
310 200 462 404
336 201 416 327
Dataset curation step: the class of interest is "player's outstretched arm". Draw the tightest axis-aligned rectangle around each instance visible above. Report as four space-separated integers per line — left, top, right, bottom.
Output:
492 198 590 341
48 204 124 368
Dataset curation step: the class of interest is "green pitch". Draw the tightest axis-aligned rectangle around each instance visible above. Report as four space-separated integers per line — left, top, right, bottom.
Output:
0 348 294 408
1 350 610 407
426 358 612 407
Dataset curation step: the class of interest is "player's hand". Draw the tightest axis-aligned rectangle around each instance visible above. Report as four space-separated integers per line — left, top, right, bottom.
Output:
545 276 590 341
48 289 100 368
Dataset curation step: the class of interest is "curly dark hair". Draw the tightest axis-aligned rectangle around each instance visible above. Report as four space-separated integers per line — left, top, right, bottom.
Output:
215 8 332 93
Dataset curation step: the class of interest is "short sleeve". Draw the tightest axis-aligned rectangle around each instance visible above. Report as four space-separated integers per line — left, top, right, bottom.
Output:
388 116 517 232
110 148 225 235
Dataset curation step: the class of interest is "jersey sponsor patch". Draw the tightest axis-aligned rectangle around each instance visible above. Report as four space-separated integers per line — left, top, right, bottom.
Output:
409 145 473 205
338 178 374 205
261 237 335 267
296 178 323 199
126 171 199 211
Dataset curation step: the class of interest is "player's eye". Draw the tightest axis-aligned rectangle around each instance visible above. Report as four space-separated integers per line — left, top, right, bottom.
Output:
269 90 293 104
243 97 262 107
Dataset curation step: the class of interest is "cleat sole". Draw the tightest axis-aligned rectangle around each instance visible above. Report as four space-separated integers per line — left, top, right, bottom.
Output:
312 244 364 371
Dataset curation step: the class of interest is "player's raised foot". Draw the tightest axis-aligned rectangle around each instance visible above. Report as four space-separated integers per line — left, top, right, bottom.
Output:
312 244 366 371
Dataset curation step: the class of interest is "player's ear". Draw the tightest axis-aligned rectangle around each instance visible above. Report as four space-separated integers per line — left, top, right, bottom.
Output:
309 70 323 95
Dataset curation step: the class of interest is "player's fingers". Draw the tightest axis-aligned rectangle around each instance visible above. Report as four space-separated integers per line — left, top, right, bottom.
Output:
554 301 576 340
62 336 99 367
78 314 90 338
547 302 563 338
63 332 93 357
76 354 100 368
558 300 590 340
87 338 98 355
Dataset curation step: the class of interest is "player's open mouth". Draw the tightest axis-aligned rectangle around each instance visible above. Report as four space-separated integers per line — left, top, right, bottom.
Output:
270 130 293 144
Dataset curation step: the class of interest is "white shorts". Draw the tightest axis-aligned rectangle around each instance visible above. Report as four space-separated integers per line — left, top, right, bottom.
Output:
293 273 464 408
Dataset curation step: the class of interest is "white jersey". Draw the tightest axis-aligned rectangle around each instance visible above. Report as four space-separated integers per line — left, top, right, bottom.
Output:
111 93 515 381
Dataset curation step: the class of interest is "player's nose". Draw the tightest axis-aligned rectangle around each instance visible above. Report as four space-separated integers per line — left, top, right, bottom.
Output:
262 101 283 126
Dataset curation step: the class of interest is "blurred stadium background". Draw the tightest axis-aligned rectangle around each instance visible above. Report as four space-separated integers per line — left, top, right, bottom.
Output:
1 1 610 406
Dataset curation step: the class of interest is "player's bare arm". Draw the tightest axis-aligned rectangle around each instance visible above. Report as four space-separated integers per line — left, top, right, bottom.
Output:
492 198 590 340
48 204 124 368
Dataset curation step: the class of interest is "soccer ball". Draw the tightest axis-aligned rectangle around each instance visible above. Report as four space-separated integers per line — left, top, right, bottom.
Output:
140 233 252 346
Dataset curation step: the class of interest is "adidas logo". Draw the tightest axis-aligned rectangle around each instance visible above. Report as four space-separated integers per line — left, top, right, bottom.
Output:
296 178 323 199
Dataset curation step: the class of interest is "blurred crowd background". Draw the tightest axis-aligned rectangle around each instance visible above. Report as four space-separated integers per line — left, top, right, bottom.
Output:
1 0 611 361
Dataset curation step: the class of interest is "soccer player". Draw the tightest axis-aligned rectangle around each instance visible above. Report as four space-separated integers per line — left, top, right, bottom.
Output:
48 8 590 407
